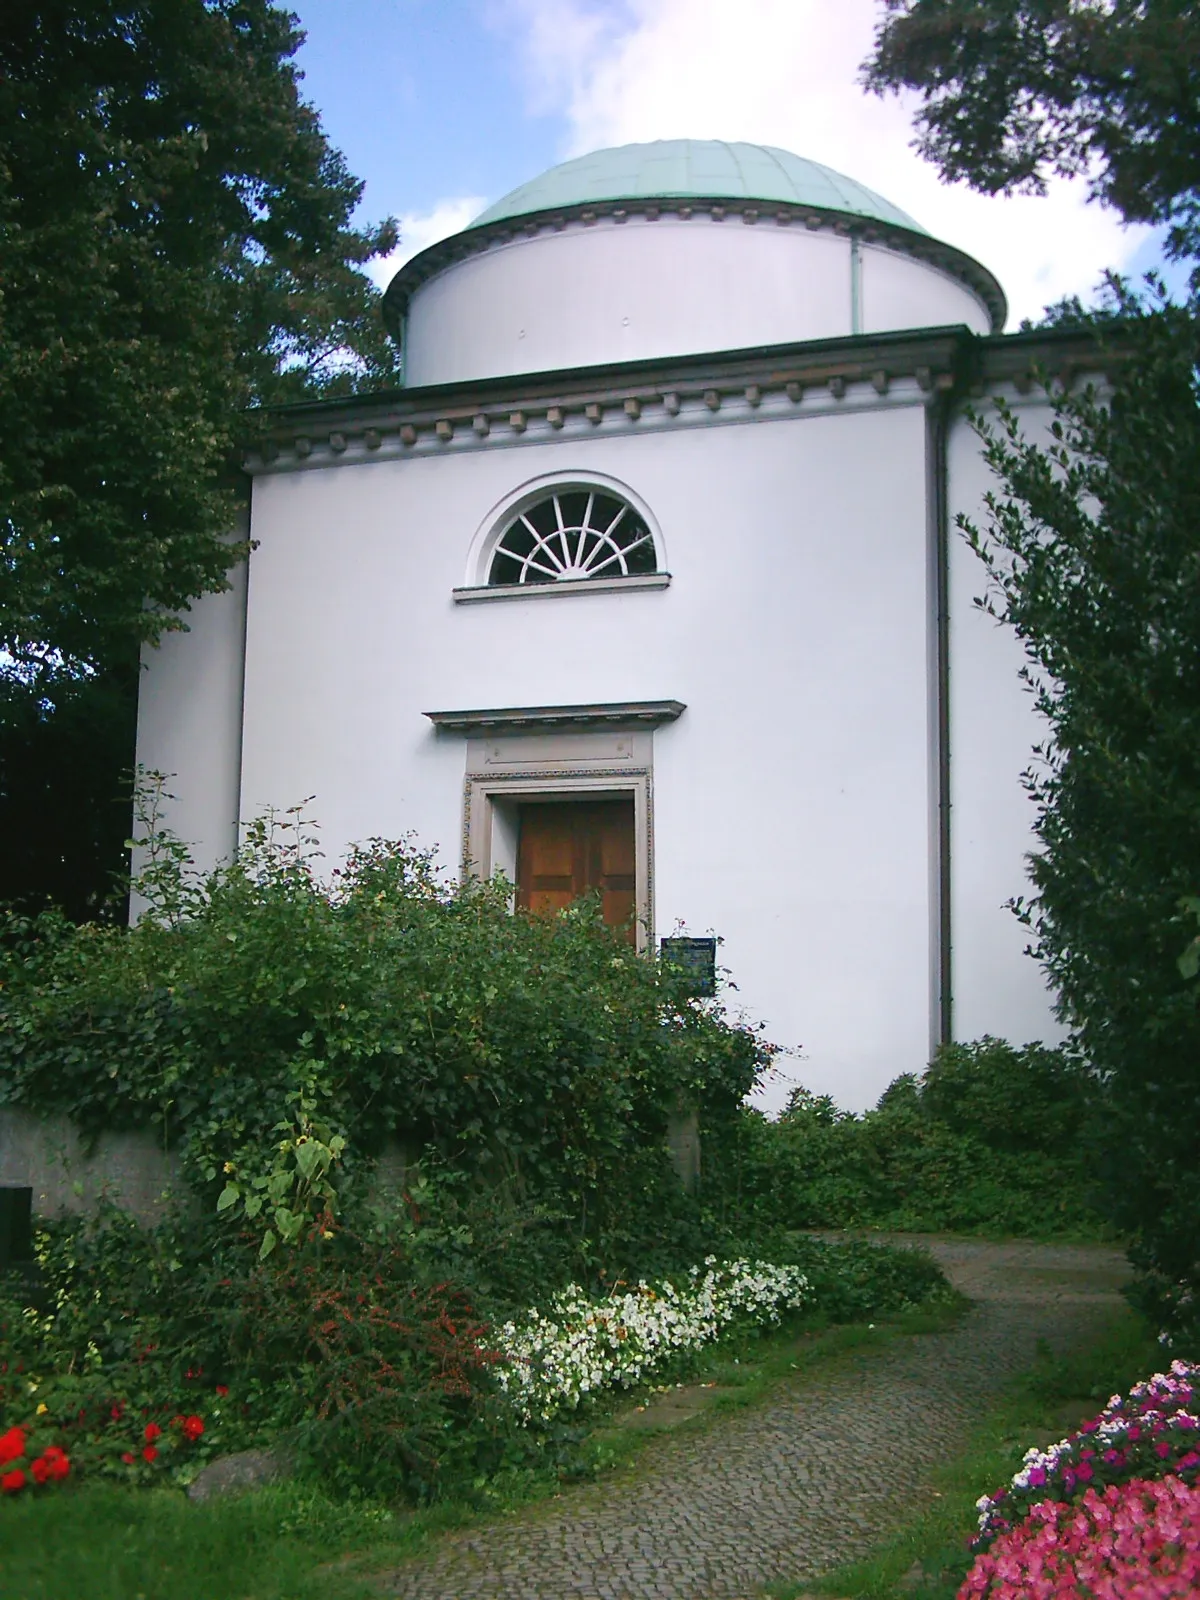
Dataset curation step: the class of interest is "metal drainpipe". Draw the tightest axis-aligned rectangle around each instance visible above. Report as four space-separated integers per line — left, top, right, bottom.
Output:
929 389 953 1049
850 236 863 335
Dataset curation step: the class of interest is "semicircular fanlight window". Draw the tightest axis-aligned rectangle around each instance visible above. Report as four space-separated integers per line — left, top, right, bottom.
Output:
488 490 657 586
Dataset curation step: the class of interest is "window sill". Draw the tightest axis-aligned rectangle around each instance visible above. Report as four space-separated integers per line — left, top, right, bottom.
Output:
452 573 671 604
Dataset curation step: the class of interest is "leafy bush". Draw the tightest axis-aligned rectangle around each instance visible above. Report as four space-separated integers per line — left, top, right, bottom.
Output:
0 1205 953 1502
0 798 960 1502
0 798 766 1260
957 297 1200 1347
0 1207 521 1501
706 1038 1105 1238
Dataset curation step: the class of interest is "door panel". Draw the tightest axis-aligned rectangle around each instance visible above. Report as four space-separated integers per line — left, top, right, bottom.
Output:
517 799 637 938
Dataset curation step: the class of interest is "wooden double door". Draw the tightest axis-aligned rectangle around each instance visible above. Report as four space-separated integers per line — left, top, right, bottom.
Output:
516 798 636 939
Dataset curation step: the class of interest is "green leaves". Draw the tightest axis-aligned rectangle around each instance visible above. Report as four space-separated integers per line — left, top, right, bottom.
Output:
0 799 767 1265
1177 897 1200 981
961 294 1200 1331
0 1 401 694
865 1 1200 270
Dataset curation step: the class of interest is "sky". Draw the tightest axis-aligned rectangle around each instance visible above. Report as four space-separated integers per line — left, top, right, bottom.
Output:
289 0 1178 331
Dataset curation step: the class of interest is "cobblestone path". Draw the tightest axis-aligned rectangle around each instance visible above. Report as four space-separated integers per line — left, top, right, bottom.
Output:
376 1239 1129 1600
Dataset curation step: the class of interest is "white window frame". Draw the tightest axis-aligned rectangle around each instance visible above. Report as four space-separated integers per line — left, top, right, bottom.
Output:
454 470 670 604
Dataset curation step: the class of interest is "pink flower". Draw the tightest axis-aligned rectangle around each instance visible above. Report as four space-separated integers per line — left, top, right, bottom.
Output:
959 1478 1200 1599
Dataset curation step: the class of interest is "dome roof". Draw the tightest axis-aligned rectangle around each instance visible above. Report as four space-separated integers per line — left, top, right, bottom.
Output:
470 140 926 235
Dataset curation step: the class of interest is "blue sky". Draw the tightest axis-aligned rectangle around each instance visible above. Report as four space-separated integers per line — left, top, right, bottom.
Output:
288 0 1183 326
289 1 565 225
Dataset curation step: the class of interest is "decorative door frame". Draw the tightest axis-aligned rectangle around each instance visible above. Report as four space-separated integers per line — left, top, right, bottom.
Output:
425 702 684 954
463 765 654 951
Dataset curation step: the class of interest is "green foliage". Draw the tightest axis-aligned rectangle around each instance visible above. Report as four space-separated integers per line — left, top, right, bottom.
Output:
957 295 1200 1333
1 1203 954 1504
864 1 1200 269
0 1205 522 1502
0 794 766 1260
0 0 401 691
0 662 136 919
708 1038 1104 1238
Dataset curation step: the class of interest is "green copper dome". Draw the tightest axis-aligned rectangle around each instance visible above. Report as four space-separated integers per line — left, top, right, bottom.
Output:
471 140 926 235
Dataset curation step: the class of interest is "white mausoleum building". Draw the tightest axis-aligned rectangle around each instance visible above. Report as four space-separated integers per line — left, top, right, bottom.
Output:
136 140 1078 1110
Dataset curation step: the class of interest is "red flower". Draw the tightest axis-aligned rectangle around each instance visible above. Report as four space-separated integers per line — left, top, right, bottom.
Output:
181 1415 204 1441
121 1452 135 1465
110 1402 124 1421
0 1426 25 1467
30 1457 48 1486
143 1422 162 1443
0 1468 25 1494
215 1385 229 1398
40 1446 69 1483
142 1445 158 1463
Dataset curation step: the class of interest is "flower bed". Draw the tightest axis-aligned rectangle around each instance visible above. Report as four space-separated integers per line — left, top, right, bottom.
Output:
496 1257 812 1422
0 1424 70 1495
974 1360 1200 1548
961 1476 1200 1599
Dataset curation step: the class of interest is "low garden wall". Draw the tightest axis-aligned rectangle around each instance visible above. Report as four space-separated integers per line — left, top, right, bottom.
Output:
0 1108 181 1226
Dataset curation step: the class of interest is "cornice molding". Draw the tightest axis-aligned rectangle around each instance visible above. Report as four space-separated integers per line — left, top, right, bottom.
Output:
246 325 1109 477
248 326 969 476
426 700 687 735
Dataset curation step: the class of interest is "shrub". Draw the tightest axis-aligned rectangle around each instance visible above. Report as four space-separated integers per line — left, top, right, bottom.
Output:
706 1038 1104 1238
0 1205 953 1501
0 799 767 1261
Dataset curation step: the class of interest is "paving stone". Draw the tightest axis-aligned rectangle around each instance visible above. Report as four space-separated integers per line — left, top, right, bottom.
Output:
374 1238 1128 1600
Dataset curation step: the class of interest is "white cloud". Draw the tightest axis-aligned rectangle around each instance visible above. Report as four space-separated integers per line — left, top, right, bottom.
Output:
366 195 488 290
503 0 1147 327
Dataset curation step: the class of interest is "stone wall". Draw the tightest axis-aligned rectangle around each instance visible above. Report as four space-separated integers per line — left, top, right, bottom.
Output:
0 1108 181 1226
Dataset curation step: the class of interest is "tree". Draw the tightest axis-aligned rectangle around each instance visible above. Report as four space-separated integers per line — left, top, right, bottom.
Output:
0 2 402 911
0 0 399 683
961 295 1200 1336
865 0 1200 1341
864 1 1200 266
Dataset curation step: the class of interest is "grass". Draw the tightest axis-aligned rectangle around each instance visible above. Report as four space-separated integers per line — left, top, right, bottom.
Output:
0 1298 968 1600
767 1303 1163 1600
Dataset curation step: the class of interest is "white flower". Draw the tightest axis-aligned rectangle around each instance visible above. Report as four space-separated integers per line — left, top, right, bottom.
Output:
494 1259 813 1423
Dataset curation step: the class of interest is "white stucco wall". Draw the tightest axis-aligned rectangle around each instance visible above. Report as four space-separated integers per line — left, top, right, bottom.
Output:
236 401 935 1110
403 218 992 386
132 538 248 896
861 246 991 338
946 401 1064 1046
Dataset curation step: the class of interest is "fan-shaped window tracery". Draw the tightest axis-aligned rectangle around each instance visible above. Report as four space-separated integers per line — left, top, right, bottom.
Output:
488 490 657 586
